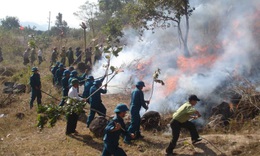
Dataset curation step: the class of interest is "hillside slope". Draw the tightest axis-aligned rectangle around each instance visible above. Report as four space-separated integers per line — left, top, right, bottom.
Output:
0 92 260 156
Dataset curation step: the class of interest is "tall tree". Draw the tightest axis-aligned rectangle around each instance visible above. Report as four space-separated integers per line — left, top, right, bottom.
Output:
126 0 194 57
74 2 99 37
98 0 123 13
1 16 20 30
54 13 68 35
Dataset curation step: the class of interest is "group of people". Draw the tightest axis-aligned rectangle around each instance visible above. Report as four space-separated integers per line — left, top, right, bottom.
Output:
22 44 103 68
23 47 43 65
50 45 103 67
29 63 203 155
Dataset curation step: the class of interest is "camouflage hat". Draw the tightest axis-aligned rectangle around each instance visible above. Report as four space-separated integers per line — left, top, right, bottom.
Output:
71 79 79 85
31 67 38 72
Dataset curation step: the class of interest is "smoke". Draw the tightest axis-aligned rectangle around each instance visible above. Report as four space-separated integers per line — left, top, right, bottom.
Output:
92 0 260 118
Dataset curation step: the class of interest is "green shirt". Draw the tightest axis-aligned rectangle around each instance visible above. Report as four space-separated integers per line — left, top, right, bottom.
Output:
172 102 196 123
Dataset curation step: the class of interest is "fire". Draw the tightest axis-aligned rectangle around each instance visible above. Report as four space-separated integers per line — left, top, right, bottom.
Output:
177 54 217 73
164 75 180 96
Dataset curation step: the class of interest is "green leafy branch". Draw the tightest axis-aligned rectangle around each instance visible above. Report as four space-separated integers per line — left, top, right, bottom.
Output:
36 98 87 129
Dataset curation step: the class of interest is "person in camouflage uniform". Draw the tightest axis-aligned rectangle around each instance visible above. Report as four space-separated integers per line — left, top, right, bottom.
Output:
38 48 43 65
23 48 30 65
30 47 36 65
51 47 58 66
67 47 74 66
84 48 92 65
60 46 66 65
75 47 82 63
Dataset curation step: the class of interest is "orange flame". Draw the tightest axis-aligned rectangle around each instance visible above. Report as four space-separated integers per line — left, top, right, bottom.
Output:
164 76 180 96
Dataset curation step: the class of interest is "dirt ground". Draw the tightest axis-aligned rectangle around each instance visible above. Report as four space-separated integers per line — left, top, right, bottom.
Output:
0 91 260 156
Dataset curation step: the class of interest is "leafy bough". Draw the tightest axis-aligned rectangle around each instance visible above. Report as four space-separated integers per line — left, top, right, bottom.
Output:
37 98 87 128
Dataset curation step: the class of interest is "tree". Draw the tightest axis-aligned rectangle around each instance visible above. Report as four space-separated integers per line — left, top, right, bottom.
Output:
98 0 123 13
1 16 20 30
53 13 68 36
102 17 123 38
126 0 195 57
74 2 99 37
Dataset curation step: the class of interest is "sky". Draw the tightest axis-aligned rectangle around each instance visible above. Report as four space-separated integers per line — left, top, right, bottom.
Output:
0 0 97 30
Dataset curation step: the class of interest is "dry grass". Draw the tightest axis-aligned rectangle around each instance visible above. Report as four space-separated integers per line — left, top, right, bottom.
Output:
0 61 260 156
1 90 260 156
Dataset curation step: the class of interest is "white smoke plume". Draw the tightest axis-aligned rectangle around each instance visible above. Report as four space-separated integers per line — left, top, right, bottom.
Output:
92 0 260 119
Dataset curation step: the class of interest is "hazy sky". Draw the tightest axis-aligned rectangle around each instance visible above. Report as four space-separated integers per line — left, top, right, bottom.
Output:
0 0 97 30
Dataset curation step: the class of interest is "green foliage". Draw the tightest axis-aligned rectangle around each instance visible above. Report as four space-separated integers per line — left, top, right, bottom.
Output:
124 0 195 57
37 114 48 128
1 16 20 30
126 0 194 30
99 0 123 13
48 12 69 37
36 98 87 129
102 36 123 58
74 2 99 37
102 18 123 38
28 40 36 48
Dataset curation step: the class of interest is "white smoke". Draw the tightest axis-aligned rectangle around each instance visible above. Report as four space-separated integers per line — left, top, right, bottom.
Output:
92 0 260 117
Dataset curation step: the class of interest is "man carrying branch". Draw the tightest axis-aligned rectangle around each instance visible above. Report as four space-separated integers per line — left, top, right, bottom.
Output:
66 79 86 135
166 95 202 155
86 79 107 127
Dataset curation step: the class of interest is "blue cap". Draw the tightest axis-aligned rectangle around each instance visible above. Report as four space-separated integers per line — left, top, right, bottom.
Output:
59 63 64 68
31 67 38 72
136 81 145 87
114 104 129 113
87 76 94 80
56 62 60 66
63 70 70 76
70 70 78 77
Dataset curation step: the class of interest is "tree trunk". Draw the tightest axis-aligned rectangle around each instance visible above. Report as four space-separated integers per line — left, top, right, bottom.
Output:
91 19 95 37
178 22 190 57
183 0 190 57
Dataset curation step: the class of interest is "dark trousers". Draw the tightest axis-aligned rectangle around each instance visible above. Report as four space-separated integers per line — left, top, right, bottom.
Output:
59 89 69 106
166 120 200 154
86 104 106 127
85 58 92 65
102 144 126 156
61 57 66 65
30 89 42 108
66 112 79 134
50 60 56 66
38 56 43 65
23 58 29 65
124 110 141 142
68 58 74 66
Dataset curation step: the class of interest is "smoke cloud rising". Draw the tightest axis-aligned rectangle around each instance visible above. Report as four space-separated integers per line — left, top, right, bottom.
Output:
92 0 260 119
